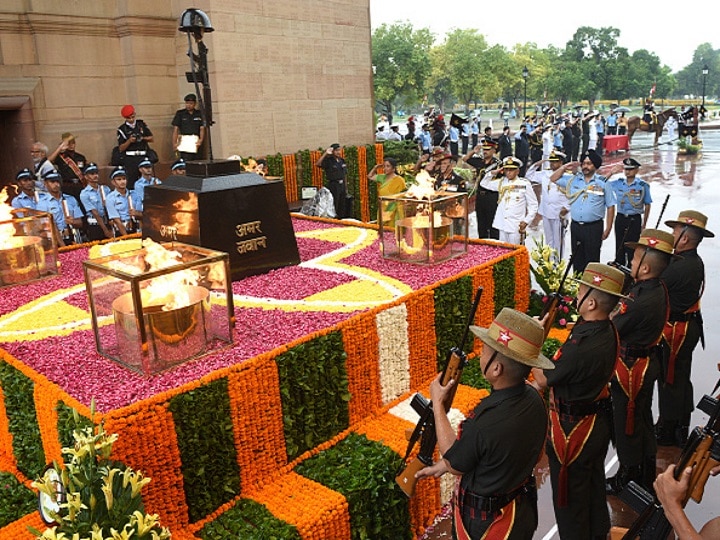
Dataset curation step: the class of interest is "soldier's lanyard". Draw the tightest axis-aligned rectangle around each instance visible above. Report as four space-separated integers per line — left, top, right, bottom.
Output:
576 287 594 313
483 351 499 377
631 248 650 281
673 225 688 250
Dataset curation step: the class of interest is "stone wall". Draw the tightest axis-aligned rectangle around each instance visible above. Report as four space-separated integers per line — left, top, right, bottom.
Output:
0 0 373 185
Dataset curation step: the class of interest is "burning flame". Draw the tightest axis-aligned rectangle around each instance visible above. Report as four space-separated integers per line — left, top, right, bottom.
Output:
142 239 199 310
0 188 18 246
412 211 444 228
405 170 436 200
108 238 200 311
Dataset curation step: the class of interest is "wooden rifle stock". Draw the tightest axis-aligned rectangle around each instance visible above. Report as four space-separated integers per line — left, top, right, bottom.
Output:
540 255 574 338
621 392 720 539
395 287 484 497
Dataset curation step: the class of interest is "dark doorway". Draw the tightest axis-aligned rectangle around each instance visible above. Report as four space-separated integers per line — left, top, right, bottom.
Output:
0 96 35 192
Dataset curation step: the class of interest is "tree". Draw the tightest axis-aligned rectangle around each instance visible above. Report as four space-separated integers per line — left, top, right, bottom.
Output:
427 44 454 112
441 29 490 112
563 26 629 104
371 22 434 121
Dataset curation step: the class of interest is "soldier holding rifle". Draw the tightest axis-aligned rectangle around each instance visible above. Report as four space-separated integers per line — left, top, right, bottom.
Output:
654 463 720 538
415 309 553 539
532 263 626 540
657 211 713 447
79 163 113 241
605 229 673 496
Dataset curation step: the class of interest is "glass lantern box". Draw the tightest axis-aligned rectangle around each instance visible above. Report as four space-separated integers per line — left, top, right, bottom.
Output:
0 210 60 287
379 191 468 264
83 240 235 375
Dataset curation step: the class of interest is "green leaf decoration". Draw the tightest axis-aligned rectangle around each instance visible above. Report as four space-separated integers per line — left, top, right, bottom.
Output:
0 471 36 528
0 361 45 478
493 257 516 315
295 433 412 540
276 331 350 461
198 498 300 540
169 377 240 523
433 276 474 371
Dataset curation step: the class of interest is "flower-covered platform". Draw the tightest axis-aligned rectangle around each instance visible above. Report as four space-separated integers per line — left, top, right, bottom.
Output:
0 216 530 539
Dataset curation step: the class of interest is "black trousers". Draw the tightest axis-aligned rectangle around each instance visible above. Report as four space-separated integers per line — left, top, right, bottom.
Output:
570 220 603 273
548 415 611 540
614 213 642 266
475 189 499 239
327 180 347 218
611 356 659 466
461 136 469 155
658 319 702 425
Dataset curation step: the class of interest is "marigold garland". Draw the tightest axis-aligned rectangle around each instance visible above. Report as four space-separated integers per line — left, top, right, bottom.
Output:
405 290 437 387
227 364 287 488
283 153 298 202
248 472 352 540
0 508 45 539
342 313 381 425
0 385 19 477
33 383 62 466
105 402 191 530
357 145 369 222
310 150 324 188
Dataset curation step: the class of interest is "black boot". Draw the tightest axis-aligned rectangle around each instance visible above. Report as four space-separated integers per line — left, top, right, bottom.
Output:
642 456 657 495
675 425 689 447
656 419 678 446
606 464 642 495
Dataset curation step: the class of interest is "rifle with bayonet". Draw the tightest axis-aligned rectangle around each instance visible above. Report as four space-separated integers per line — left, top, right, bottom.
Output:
539 254 574 338
654 194 670 229
619 386 720 539
395 286 483 497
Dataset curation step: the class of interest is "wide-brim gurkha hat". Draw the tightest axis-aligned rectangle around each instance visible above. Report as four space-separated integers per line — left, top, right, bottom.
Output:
470 308 554 370
572 262 629 298
625 228 678 257
665 210 714 238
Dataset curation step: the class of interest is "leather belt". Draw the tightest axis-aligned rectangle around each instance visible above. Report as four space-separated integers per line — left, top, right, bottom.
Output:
125 150 147 156
554 397 611 418
573 219 602 226
618 213 641 219
460 476 536 513
620 343 652 359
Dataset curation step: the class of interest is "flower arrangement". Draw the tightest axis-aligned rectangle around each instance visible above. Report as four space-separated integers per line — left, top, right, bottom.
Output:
30 406 171 540
528 237 579 329
677 138 701 155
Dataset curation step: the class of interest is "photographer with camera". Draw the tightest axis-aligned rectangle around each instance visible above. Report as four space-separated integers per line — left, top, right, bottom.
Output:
116 105 154 189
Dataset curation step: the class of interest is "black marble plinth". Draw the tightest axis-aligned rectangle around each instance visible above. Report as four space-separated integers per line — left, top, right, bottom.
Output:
142 169 300 280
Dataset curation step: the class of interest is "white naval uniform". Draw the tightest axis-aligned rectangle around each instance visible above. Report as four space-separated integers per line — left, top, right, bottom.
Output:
480 172 538 245
528 168 570 257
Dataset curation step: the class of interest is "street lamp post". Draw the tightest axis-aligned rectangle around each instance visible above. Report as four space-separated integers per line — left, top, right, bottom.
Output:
702 64 709 120
522 66 529 119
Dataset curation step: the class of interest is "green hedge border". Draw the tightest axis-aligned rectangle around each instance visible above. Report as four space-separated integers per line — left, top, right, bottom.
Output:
295 433 412 540
198 498 300 540
0 360 45 478
276 331 350 461
169 377 240 523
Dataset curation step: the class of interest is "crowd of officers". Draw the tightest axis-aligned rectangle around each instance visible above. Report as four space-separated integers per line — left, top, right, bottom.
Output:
410 109 716 540
9 104 194 247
